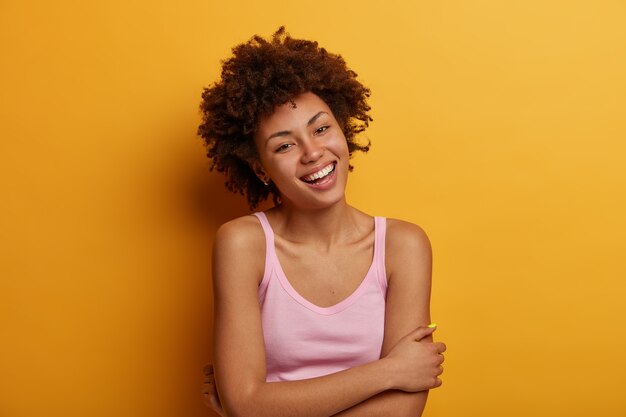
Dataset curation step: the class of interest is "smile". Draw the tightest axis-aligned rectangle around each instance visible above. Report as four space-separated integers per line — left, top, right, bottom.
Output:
300 163 336 184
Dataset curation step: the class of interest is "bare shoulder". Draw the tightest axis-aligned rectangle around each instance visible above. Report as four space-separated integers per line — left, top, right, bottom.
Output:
381 219 433 355
386 218 432 258
213 214 266 286
214 214 265 251
385 218 432 284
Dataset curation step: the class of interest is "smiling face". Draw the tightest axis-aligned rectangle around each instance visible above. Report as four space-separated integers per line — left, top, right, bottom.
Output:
253 92 350 210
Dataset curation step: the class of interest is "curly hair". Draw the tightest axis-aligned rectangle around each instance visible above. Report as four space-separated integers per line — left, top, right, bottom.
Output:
198 27 372 208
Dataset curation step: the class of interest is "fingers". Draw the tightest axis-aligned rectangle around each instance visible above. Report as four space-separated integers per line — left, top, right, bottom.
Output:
202 372 225 415
202 372 216 395
202 365 217 404
203 364 214 375
202 380 214 407
435 343 446 370
409 325 437 341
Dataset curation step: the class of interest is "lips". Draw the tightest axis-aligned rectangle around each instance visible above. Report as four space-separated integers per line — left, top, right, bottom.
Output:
300 162 336 183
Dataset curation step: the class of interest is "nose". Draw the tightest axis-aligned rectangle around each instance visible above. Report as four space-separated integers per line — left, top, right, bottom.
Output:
300 138 324 163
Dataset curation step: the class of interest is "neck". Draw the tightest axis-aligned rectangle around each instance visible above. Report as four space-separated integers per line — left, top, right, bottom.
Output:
270 198 362 246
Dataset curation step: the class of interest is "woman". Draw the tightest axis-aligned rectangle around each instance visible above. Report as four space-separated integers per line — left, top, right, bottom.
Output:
199 27 446 417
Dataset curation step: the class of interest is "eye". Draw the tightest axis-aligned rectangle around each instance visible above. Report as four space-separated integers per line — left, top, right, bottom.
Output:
275 143 293 153
315 125 330 135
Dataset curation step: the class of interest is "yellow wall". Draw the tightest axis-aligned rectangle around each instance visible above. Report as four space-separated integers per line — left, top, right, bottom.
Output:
1 1 625 416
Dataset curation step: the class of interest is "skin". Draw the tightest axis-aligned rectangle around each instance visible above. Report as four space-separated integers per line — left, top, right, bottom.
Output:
208 92 446 417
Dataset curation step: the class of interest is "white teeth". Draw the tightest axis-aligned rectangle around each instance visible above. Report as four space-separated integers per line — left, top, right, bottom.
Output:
302 163 334 182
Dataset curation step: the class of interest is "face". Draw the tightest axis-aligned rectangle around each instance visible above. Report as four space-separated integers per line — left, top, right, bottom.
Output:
253 92 350 210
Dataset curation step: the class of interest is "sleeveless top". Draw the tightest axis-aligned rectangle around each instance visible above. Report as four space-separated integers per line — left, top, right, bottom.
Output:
253 212 388 382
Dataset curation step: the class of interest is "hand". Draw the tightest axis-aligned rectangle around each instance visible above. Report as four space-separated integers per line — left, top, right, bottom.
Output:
202 364 225 416
383 325 446 392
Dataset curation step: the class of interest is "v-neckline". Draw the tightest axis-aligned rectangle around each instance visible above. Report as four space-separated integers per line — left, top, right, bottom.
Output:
260 212 377 315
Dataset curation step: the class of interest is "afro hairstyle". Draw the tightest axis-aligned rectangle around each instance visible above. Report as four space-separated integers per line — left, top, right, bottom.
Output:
197 27 372 208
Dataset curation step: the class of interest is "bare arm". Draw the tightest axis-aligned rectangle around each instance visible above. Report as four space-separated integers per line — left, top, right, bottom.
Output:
212 217 444 417
332 219 442 416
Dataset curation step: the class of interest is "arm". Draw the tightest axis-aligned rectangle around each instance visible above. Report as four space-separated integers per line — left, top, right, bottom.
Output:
212 217 444 417
332 220 442 416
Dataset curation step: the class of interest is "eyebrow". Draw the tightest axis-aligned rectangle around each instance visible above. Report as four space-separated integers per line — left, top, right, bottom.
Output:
266 111 328 142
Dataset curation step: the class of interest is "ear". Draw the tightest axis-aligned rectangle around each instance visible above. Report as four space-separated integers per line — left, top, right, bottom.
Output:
250 160 270 185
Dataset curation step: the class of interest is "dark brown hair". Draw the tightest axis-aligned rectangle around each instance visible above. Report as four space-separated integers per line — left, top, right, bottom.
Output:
198 27 372 208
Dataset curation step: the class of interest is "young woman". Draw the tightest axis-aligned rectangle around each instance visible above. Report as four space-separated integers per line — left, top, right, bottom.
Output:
199 27 446 417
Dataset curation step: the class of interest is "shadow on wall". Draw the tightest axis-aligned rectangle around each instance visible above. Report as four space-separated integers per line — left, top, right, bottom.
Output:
175 137 274 412
181 148 274 231
184 163 252 229
164 140 265 416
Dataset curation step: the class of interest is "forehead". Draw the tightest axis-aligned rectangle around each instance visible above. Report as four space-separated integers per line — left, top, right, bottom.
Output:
257 92 332 133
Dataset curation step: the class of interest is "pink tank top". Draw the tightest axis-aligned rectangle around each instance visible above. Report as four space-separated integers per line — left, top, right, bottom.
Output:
253 212 388 382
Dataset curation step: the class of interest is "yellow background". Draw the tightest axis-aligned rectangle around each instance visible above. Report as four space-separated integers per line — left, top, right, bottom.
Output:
1 1 625 416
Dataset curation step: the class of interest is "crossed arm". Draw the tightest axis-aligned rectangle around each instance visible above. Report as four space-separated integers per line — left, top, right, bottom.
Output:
208 217 445 417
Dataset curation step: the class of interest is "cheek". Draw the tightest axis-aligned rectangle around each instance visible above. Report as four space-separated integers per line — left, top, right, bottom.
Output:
265 157 295 180
335 137 350 157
